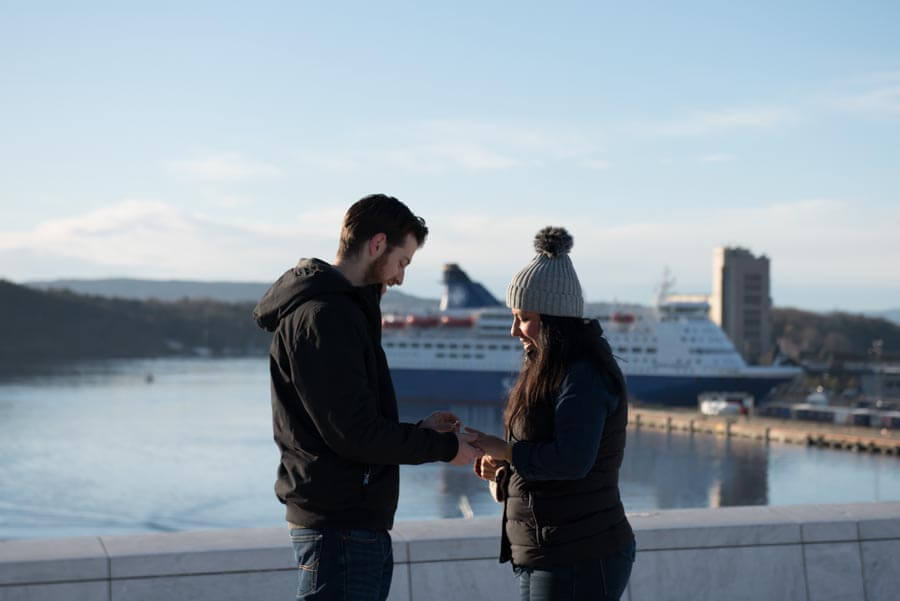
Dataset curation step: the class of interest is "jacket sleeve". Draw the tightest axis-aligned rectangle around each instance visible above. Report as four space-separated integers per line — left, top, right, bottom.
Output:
290 302 459 465
510 361 617 481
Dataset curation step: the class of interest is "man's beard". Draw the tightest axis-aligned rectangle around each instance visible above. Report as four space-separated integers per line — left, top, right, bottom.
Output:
363 252 391 292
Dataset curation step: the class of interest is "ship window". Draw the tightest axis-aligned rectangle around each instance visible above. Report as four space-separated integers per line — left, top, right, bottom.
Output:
397 343 407 348
487 345 498 350
448 344 458 349
410 343 419 348
436 353 445 358
448 353 458 358
436 343 446 348
475 344 484 349
462 344 471 349
423 343 432 349
617 347 627 353
462 354 471 359
475 354 484 359
632 348 642 353
647 348 657 353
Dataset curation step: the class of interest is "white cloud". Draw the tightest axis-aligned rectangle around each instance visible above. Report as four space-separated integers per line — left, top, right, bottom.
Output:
382 142 518 173
292 120 605 174
653 107 791 136
167 154 282 181
582 158 612 170
834 84 900 115
4 198 897 311
0 200 336 281
699 153 737 163
412 199 900 309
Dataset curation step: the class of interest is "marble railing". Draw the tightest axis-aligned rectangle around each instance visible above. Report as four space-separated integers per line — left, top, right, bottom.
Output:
2 501 899 601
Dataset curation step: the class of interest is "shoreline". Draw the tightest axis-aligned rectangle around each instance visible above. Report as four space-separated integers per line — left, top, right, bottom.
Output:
630 405 900 455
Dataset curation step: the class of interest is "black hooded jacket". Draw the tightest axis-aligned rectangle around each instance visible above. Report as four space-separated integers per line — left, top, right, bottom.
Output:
253 258 459 530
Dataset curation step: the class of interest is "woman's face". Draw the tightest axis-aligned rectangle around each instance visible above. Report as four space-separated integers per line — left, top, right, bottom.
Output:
511 309 541 355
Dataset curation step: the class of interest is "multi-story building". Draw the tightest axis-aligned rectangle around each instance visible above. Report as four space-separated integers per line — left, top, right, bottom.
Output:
709 247 772 364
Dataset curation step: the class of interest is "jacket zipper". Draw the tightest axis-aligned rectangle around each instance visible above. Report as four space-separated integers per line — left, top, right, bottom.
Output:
527 491 543 547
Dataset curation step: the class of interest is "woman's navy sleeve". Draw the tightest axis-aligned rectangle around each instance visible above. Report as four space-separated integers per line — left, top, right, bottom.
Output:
510 361 619 481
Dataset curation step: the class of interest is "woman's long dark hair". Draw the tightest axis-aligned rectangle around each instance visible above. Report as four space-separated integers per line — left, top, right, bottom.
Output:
504 315 626 440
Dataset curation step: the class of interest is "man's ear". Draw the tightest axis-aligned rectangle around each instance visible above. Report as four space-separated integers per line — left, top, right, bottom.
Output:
368 233 387 257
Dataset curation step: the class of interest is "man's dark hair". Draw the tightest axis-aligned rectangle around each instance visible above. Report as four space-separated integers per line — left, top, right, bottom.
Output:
338 194 428 259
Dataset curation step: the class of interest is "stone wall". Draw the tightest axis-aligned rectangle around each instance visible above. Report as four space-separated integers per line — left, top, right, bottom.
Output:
2 502 898 601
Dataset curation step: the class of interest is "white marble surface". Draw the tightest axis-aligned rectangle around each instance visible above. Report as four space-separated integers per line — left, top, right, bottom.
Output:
0 536 107 586
394 518 500 562
804 542 865 601
0 581 107 601
386 563 411 601
629 545 807 601
2 502 899 601
631 505 801 550
860 539 900 601
109 570 295 601
101 527 292 578
409 558 517 601
857 516 900 541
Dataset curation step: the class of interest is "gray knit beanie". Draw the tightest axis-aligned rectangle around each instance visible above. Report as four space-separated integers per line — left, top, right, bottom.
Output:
506 226 584 318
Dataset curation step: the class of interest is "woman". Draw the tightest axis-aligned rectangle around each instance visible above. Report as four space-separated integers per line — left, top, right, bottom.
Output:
468 226 635 601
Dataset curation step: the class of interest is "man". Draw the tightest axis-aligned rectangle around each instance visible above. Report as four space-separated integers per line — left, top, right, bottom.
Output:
253 194 481 601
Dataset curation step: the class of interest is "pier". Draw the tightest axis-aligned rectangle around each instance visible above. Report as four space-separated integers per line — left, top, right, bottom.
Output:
630 406 900 455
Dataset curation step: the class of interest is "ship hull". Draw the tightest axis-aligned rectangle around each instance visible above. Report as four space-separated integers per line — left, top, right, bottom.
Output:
389 367 794 407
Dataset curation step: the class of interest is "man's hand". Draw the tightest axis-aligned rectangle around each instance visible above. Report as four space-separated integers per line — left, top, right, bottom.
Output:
450 431 483 466
464 427 512 463
420 411 461 433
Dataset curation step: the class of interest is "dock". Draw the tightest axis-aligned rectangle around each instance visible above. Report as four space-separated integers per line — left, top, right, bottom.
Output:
630 406 900 455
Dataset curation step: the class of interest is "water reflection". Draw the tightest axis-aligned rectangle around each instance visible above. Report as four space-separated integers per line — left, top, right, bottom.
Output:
621 430 769 510
400 401 772 512
0 358 897 540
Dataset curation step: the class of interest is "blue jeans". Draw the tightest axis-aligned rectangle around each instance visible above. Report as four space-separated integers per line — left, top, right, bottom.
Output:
289 528 393 601
515 539 636 601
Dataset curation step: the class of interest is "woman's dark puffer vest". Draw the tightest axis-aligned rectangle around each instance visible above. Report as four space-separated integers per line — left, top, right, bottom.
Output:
500 370 634 568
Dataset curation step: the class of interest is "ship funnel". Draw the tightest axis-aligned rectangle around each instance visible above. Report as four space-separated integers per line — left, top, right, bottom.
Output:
440 263 503 311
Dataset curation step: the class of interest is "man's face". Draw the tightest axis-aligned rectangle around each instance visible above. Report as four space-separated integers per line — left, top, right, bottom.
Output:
364 233 418 293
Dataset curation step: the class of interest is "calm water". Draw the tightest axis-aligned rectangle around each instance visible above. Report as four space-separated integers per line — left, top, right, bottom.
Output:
1 357 898 540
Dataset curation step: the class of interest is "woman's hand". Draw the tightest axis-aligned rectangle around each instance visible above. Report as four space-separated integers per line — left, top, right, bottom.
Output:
419 411 461 433
465 427 512 463
474 454 506 480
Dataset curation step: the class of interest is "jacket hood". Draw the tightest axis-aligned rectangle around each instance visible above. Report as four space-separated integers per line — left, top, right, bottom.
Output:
253 258 354 332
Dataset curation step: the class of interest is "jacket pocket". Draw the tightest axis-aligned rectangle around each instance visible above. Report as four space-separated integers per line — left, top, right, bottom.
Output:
527 492 544 547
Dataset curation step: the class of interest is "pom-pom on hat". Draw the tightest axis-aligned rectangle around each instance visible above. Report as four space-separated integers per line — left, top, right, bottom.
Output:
506 226 584 318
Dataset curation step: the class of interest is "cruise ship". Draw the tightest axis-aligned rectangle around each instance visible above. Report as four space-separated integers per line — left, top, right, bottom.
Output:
383 264 801 407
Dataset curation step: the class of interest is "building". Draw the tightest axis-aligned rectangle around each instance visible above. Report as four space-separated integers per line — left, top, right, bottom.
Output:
709 247 772 364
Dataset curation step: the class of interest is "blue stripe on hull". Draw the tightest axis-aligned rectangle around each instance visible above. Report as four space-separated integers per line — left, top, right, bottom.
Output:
390 368 793 406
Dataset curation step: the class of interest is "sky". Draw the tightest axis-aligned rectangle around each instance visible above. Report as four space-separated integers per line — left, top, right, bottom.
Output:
1 1 899 311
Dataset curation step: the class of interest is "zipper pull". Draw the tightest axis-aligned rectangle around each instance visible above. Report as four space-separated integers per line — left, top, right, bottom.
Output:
363 468 371 486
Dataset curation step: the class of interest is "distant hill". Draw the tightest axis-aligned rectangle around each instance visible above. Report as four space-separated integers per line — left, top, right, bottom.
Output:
27 278 271 303
26 278 438 314
11 278 900 366
772 307 900 361
0 280 270 363
869 308 900 326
